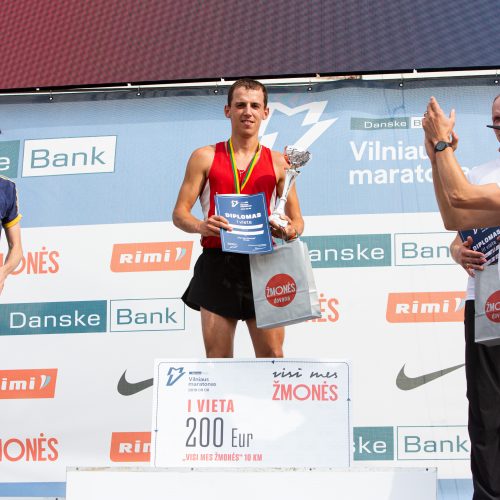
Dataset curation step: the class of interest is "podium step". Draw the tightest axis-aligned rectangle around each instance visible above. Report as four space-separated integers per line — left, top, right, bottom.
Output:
66 466 436 500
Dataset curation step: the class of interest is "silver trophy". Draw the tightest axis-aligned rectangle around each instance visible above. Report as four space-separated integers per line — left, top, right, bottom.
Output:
270 146 312 227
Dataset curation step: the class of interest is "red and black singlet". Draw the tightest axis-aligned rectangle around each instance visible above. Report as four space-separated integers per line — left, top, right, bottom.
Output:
199 141 277 248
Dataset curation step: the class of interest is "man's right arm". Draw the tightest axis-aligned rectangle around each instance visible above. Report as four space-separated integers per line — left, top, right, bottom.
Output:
425 133 464 230
172 147 231 237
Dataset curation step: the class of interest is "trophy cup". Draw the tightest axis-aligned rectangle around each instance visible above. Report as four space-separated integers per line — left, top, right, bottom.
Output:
269 146 312 228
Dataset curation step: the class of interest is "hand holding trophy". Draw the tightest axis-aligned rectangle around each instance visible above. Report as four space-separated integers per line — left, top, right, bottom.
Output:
269 146 312 228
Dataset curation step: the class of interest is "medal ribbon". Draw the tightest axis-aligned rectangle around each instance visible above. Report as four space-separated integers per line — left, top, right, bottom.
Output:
228 138 261 194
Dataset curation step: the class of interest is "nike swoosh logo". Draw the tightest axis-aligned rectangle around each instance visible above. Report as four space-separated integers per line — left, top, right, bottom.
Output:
117 371 153 396
396 363 465 390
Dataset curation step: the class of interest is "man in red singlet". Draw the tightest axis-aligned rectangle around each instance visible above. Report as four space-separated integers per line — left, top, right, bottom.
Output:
173 78 304 358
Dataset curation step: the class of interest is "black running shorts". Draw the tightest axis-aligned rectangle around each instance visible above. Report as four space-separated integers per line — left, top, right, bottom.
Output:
182 248 255 320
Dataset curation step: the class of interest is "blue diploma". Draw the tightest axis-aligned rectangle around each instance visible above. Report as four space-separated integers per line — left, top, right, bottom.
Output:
215 193 273 254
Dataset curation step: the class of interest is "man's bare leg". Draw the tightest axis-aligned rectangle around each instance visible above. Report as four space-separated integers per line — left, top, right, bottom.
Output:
201 307 238 358
247 318 284 358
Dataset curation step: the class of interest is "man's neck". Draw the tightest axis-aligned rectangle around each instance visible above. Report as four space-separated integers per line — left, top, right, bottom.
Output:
229 135 259 154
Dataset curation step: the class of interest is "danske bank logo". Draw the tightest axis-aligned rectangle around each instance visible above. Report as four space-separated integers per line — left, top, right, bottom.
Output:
22 136 116 177
0 140 20 178
354 427 394 461
397 426 469 460
110 298 185 332
351 116 423 130
0 300 107 335
301 234 391 268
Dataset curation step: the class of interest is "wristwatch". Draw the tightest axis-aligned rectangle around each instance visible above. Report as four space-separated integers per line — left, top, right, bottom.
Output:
434 141 452 152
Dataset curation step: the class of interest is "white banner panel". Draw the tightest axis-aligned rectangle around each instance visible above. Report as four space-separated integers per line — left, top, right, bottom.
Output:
0 212 471 491
151 359 351 468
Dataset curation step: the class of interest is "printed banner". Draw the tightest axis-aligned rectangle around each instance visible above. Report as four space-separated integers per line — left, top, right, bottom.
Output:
1 77 498 229
2 77 496 496
151 359 351 468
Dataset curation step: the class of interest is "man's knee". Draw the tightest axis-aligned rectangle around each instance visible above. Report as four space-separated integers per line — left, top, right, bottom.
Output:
255 346 284 358
203 334 234 358
205 347 234 358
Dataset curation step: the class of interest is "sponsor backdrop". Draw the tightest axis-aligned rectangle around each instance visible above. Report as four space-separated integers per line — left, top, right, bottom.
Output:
0 77 498 496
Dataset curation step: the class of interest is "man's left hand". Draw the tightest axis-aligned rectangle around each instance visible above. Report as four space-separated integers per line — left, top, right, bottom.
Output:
269 216 298 241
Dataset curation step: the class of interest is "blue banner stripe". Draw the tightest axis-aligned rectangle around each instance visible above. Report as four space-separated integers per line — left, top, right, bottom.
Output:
0 482 65 497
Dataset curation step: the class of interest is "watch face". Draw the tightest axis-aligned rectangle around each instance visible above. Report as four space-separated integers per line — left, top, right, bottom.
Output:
435 141 450 152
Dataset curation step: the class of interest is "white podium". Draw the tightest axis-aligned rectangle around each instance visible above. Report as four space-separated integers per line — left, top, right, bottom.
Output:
66 466 437 500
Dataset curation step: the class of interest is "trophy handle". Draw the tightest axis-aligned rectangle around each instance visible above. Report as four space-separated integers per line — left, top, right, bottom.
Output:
269 168 300 227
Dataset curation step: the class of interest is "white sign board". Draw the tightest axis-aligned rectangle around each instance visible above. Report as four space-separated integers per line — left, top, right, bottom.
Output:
151 359 351 468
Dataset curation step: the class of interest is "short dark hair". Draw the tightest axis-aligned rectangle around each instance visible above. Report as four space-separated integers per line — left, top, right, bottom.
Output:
227 78 268 107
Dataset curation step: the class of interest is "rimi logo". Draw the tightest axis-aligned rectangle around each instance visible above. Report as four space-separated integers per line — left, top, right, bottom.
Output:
354 427 394 461
386 292 465 323
110 432 151 462
110 242 193 272
0 369 57 399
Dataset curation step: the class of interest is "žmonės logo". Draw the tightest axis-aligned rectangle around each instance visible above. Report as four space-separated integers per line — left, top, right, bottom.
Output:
485 290 500 323
0 433 59 462
0 369 57 399
1 246 60 275
265 274 296 307
110 242 193 272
